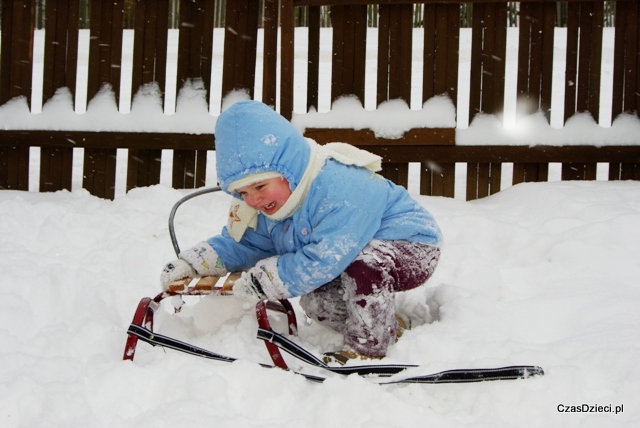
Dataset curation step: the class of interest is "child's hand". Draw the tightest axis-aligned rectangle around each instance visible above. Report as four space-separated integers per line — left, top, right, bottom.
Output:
232 256 289 302
160 259 196 290
232 272 268 302
159 242 228 290
179 242 227 277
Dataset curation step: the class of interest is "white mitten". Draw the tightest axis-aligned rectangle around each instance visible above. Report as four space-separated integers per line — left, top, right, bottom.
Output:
232 271 267 303
232 256 289 302
179 241 228 277
160 259 197 290
159 242 227 290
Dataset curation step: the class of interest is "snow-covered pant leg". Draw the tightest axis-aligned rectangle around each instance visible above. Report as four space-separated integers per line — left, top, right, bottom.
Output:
300 240 440 357
299 277 347 332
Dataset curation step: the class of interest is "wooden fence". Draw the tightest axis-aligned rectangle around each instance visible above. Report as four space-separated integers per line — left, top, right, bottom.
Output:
1 0 639 200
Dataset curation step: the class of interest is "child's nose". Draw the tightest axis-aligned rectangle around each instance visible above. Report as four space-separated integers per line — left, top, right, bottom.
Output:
245 193 262 208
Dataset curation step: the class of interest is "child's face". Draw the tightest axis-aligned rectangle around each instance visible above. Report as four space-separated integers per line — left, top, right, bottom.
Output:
235 177 292 215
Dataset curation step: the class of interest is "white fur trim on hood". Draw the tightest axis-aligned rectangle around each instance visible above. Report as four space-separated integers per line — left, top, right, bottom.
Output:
227 171 284 193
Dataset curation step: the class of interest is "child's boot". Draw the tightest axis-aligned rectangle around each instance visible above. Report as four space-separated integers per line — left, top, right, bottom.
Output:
322 349 383 366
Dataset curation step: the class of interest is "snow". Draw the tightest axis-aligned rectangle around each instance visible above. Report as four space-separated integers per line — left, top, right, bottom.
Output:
1 181 639 427
1 24 640 427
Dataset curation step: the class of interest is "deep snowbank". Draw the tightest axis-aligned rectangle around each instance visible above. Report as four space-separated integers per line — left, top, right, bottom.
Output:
1 181 638 427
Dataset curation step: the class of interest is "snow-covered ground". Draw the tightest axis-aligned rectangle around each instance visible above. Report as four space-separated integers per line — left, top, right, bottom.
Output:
1 25 639 427
1 181 638 427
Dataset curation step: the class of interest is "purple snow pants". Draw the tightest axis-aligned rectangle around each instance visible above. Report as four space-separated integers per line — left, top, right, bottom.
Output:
299 239 440 357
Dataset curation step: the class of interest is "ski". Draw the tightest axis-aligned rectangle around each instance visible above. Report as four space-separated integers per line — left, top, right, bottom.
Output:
127 322 544 384
256 326 544 383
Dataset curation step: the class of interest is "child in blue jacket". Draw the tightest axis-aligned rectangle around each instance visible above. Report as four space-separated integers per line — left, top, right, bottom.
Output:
161 100 442 364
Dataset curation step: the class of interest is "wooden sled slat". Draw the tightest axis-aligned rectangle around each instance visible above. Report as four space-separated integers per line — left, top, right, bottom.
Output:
167 272 243 294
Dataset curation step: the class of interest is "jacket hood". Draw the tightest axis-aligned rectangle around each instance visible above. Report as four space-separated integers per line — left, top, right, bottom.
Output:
215 101 310 196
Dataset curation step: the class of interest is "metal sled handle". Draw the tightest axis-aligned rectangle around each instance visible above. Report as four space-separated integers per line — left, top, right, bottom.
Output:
168 186 222 257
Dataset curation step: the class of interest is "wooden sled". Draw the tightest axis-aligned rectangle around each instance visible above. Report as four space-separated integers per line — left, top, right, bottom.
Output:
123 272 298 369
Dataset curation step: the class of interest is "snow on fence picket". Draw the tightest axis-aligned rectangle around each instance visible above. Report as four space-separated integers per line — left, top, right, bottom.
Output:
1 0 639 200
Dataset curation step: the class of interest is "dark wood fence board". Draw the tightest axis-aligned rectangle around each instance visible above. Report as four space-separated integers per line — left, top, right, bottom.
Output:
280 0 295 120
561 162 597 181
0 146 30 191
561 2 605 179
331 5 367 104
565 1 603 122
513 162 549 184
304 5 321 112
381 162 409 189
177 0 216 99
0 1 13 105
87 0 106 101
131 0 169 98
128 0 170 191
33 0 76 191
611 0 639 119
377 4 413 182
444 3 460 104
467 162 502 200
131 0 148 93
176 0 192 93
489 162 503 196
200 0 216 98
126 148 162 192
631 2 640 119
221 0 260 100
379 4 412 104
43 0 80 106
420 161 456 198
466 163 480 201
87 0 124 105
262 0 280 107
107 0 124 102
354 6 369 104
469 1 507 122
172 149 207 189
19 0 35 104
469 5 483 121
586 2 604 120
330 6 345 102
518 1 555 119
187 1 203 81
110 0 125 102
1 0 35 106
609 162 640 180
173 0 219 189
540 2 555 118
611 1 625 119
564 2 579 121
375 5 390 105
575 1 600 119
517 3 542 114
39 147 73 192
422 5 436 101
83 148 117 200
83 0 126 199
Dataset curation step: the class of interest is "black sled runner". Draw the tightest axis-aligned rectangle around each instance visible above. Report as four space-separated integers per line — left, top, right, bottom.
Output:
123 187 544 384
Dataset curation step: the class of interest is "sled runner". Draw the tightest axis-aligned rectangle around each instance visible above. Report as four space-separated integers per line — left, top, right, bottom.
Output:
123 187 545 384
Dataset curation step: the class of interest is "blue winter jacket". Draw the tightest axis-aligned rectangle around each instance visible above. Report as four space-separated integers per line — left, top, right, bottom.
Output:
208 100 442 297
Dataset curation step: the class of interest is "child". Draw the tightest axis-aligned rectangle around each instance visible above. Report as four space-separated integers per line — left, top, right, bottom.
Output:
160 100 442 364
